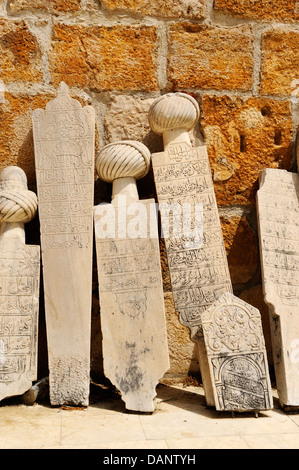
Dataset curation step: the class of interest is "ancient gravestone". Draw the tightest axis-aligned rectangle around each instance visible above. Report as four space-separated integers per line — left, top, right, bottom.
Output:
148 92 233 405
201 292 273 412
257 165 299 408
0 166 40 401
94 140 169 412
32 82 95 406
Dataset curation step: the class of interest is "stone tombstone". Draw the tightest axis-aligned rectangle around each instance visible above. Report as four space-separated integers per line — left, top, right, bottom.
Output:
201 292 273 412
32 82 95 406
94 140 169 412
0 166 40 401
148 93 233 405
148 92 233 339
257 164 299 408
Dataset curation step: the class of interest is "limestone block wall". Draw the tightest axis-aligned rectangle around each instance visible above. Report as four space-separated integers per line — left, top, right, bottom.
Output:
0 0 298 381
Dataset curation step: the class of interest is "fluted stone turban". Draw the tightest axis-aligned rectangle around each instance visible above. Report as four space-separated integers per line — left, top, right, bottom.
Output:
148 92 200 135
96 140 151 183
0 166 38 223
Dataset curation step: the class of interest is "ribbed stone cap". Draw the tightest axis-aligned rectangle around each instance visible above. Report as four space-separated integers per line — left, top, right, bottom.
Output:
96 140 151 183
148 92 200 135
0 166 38 223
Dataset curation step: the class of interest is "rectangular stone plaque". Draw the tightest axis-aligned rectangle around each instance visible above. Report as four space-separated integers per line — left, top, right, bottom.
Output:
257 167 299 407
94 197 169 412
0 238 40 401
201 292 273 412
32 82 95 406
152 142 233 339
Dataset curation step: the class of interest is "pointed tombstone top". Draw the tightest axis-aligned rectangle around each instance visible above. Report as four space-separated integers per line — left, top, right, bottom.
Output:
96 140 151 183
57 81 69 95
148 92 200 135
0 166 37 223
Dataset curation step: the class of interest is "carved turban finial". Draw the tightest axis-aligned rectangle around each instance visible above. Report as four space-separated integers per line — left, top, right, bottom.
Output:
96 140 151 183
148 92 200 135
0 166 38 223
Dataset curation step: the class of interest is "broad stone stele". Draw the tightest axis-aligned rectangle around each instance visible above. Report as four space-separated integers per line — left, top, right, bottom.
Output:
201 292 273 412
94 140 169 412
32 82 95 406
257 166 299 408
148 92 233 406
0 166 40 401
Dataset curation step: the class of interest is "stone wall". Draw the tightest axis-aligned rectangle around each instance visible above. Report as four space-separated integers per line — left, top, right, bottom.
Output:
0 0 298 381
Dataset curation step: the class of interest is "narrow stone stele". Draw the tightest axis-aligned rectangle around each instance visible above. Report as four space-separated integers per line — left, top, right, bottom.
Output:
148 92 233 406
94 140 169 412
257 160 299 409
0 166 40 402
201 292 273 412
32 82 95 406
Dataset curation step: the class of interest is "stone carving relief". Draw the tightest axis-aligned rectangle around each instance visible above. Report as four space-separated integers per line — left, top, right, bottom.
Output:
0 166 40 401
149 92 235 407
148 93 233 341
94 140 169 412
201 292 273 412
257 165 299 408
32 82 95 406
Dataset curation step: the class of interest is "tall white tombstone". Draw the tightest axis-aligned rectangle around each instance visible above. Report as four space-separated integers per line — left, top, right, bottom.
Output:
201 292 273 413
32 82 95 406
94 140 169 412
257 162 299 408
148 93 233 405
0 166 40 401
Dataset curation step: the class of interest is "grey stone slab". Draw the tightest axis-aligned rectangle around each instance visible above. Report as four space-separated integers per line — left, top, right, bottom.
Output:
257 167 299 408
94 141 169 412
149 93 233 341
32 82 95 406
201 292 273 412
0 166 40 401
149 93 233 407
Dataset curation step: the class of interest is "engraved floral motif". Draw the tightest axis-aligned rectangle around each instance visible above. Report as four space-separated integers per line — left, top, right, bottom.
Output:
203 302 262 353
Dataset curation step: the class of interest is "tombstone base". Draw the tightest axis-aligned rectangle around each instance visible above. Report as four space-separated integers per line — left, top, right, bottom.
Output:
49 355 90 407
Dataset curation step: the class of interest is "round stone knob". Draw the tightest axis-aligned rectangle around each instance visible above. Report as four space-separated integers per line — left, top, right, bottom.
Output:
148 92 200 135
96 140 151 183
0 166 38 223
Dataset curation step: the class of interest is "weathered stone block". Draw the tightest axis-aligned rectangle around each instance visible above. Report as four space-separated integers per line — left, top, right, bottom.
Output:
101 0 206 19
201 95 293 205
214 0 299 22
104 95 160 151
49 24 158 92
0 19 42 83
261 29 299 96
167 24 254 91
0 93 55 188
9 0 81 13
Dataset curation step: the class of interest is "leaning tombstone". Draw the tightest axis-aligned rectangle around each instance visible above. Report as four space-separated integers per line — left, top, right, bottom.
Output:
32 82 95 406
148 93 233 406
0 166 40 401
201 292 273 413
257 158 299 409
94 140 169 412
